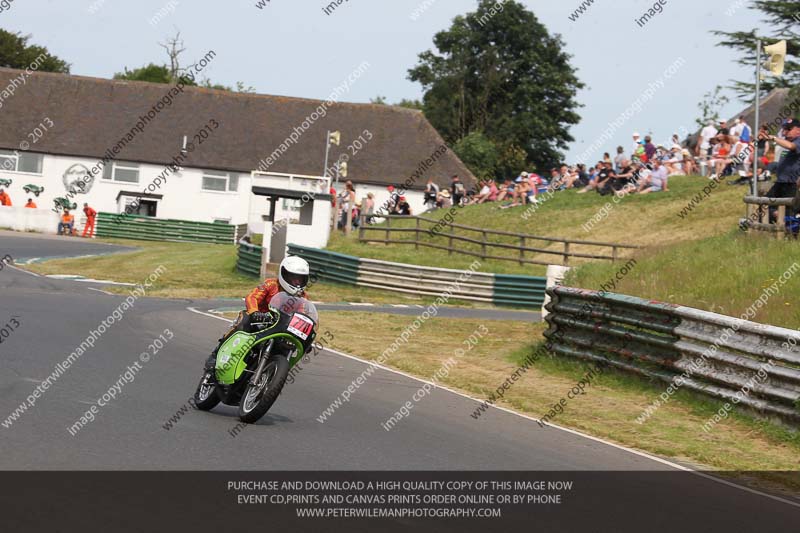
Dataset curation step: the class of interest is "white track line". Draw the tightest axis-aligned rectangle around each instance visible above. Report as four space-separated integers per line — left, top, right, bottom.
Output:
5 264 41 277
87 287 114 296
184 306 800 509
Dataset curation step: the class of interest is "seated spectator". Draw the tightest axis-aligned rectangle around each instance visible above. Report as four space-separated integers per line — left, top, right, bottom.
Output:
577 166 601 194
24 198 37 208
664 145 685 175
495 179 515 202
436 189 452 209
58 210 75 235
709 134 733 178
450 175 466 206
469 180 493 204
396 196 412 216
639 160 669 194
0 188 11 206
595 162 618 195
682 148 697 175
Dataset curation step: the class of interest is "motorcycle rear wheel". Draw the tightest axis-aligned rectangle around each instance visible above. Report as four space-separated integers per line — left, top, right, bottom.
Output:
193 370 221 411
237 356 289 424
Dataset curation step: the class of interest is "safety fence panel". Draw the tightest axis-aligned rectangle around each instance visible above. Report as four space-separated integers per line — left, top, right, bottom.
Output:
237 244 263 277
96 213 235 244
544 286 800 423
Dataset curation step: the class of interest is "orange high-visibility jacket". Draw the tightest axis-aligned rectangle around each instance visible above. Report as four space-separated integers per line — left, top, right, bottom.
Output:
84 206 97 219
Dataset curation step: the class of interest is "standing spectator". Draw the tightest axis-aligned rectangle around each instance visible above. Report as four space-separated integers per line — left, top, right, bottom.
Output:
364 192 375 224
631 132 642 156
0 188 11 206
423 178 439 209
613 146 626 172
386 185 399 213
718 119 730 136
603 152 613 166
450 175 466 206
58 209 75 235
338 181 356 230
24 198 37 208
763 118 800 221
644 135 657 161
82 203 97 238
698 121 718 157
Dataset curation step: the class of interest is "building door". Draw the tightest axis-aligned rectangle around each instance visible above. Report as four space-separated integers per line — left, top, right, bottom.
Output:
137 200 157 217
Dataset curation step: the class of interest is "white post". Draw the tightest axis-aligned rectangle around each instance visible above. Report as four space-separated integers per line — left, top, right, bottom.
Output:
752 39 762 197
542 265 571 318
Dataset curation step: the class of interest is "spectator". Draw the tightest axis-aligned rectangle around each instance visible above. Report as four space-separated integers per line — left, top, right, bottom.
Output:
396 195 412 216
664 145 684 175
338 181 356 230
718 119 730 136
437 189 452 209
24 198 37 209
495 179 515 202
450 175 466 206
644 135 657 161
639 160 669 195
613 146 626 172
423 178 439 209
595 162 617 196
698 121 718 157
386 185 399 213
709 134 733 179
58 209 75 235
603 152 613 166
364 192 375 224
763 118 800 221
0 188 11 206
82 203 97 238
631 132 642 155
577 166 601 194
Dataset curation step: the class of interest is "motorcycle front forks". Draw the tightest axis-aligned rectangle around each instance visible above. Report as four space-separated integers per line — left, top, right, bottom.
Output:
249 340 274 385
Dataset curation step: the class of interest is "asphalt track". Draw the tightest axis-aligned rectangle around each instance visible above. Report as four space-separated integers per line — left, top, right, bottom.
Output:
1 234 799 527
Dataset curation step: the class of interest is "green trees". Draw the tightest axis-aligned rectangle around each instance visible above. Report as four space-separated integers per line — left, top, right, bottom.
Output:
408 0 583 177
0 29 69 72
713 0 799 101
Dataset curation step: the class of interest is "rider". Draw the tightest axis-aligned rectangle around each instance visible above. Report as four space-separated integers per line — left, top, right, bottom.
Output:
205 256 311 372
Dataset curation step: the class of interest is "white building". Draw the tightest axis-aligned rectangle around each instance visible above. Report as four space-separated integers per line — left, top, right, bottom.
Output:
0 68 476 245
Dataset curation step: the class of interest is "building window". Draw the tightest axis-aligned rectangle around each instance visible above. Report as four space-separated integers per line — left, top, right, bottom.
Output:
0 150 43 174
202 171 238 192
102 162 140 183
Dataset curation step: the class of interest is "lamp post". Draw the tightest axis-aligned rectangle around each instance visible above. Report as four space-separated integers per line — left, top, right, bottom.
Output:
323 130 341 180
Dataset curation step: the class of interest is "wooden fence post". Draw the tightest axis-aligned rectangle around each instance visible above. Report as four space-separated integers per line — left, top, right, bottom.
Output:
449 224 454 255
415 217 421 250
358 214 365 241
563 242 570 266
481 230 487 260
385 216 392 244
519 236 525 265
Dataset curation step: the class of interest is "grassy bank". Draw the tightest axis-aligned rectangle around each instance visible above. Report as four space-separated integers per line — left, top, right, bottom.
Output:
329 176 745 275
23 239 491 307
568 231 800 329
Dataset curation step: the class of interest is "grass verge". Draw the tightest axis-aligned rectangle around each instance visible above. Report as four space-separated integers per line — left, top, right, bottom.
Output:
317 311 800 492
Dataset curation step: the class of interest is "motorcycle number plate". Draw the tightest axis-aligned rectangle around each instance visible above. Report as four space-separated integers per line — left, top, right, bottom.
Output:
287 313 314 340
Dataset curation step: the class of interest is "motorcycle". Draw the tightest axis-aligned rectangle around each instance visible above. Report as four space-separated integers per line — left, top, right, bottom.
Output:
193 293 318 424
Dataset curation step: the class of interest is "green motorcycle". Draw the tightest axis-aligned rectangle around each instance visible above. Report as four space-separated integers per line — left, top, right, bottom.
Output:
193 293 318 424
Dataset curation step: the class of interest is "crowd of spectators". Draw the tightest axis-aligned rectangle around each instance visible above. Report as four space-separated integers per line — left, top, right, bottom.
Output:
332 114 799 229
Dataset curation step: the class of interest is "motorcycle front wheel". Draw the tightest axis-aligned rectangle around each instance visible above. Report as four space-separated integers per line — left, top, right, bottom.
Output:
193 370 221 411
237 356 289 424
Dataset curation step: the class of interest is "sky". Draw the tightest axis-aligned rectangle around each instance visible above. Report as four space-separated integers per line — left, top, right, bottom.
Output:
1 0 760 165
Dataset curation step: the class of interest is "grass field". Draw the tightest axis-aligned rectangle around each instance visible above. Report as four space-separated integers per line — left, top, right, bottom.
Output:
329 176 745 275
315 311 799 490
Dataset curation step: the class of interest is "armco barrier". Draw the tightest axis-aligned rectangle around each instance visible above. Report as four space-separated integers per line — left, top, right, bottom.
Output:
287 244 546 309
237 244 263 277
544 286 800 423
96 212 234 244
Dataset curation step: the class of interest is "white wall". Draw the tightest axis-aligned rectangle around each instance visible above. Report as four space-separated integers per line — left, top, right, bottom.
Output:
333 182 427 218
0 153 252 225
0 206 59 233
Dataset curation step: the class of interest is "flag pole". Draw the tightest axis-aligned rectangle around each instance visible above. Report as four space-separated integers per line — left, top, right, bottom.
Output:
752 39 762 197
323 130 331 179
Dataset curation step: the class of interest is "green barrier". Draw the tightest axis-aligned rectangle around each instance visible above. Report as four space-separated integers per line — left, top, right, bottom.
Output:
288 244 546 310
237 244 263 277
96 212 234 245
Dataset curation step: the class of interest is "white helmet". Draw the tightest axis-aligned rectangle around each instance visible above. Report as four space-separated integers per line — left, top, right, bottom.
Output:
278 256 310 296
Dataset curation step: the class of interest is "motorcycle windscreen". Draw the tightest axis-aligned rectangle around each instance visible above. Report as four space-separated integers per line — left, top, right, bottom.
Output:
216 332 255 385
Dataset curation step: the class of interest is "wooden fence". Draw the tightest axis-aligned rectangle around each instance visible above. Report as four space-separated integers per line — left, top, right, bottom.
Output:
742 196 795 235
358 215 637 267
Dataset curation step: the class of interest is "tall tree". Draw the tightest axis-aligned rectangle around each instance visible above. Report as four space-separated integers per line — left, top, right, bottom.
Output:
713 0 800 102
408 0 583 171
0 29 69 72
